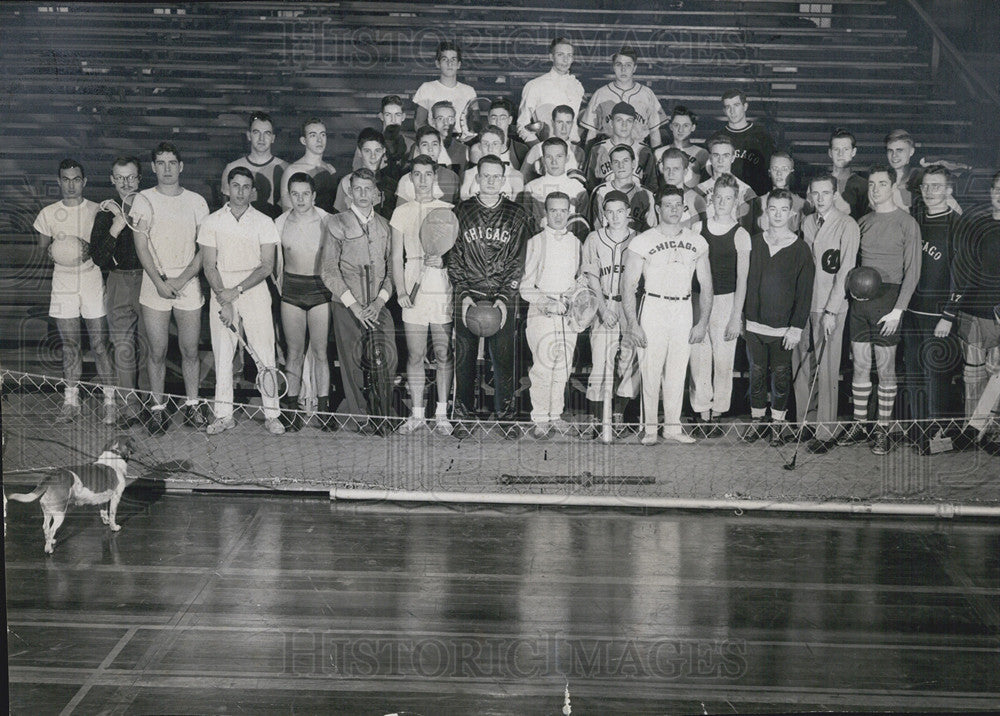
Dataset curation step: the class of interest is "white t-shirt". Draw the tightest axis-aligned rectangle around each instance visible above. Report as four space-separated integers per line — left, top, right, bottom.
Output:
197 204 279 273
412 79 478 136
131 187 209 275
628 225 708 296
34 199 100 271
389 198 454 294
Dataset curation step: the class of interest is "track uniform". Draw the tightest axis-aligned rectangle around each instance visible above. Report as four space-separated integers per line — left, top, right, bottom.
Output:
589 178 657 232
198 203 282 422
275 206 332 310
412 79 478 138
521 226 581 423
220 155 288 218
628 225 708 436
903 205 962 423
390 198 454 326
791 208 859 440
717 122 776 197
34 199 104 320
582 228 641 404
517 69 585 144
447 196 532 416
688 217 751 417
132 187 209 312
580 81 668 145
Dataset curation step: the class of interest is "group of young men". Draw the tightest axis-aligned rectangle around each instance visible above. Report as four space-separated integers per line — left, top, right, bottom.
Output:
34 38 1000 454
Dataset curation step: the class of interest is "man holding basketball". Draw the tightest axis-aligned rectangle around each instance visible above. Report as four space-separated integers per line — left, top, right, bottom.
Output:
90 156 150 427
132 142 210 435
200 166 285 435
448 154 533 431
391 155 455 436
34 158 116 424
837 165 922 455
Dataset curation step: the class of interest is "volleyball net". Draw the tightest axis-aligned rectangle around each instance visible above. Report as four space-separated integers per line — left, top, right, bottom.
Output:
2 369 998 515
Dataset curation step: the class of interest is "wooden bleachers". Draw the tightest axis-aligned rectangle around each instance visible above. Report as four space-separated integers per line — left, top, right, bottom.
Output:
0 0 995 363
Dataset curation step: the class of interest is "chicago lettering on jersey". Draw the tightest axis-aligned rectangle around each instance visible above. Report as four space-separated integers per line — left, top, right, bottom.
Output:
463 226 513 244
650 239 697 253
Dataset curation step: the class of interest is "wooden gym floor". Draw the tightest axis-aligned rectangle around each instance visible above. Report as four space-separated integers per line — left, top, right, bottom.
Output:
5 487 999 714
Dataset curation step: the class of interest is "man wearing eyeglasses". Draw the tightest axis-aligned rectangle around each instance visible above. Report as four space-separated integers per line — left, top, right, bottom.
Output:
89 156 150 427
580 46 667 149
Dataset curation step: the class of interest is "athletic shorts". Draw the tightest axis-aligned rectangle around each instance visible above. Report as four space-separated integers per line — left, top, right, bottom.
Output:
957 311 1000 350
849 282 901 347
281 272 332 311
401 263 452 327
139 272 203 312
49 263 106 320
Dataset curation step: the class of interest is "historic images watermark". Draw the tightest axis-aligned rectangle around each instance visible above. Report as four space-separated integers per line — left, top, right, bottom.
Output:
282 632 748 681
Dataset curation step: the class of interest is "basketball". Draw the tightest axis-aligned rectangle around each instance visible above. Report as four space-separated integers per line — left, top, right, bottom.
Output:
49 237 86 267
465 300 502 337
847 266 883 301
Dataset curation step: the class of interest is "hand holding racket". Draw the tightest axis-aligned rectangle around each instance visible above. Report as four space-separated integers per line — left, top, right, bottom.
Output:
121 191 170 287
408 207 458 305
219 308 288 401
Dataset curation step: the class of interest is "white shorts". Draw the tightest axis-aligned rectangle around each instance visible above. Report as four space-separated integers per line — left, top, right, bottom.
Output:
139 272 204 312
401 263 452 327
49 263 106 320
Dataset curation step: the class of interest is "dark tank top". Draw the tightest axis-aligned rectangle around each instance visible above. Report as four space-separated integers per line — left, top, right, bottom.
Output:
699 220 740 295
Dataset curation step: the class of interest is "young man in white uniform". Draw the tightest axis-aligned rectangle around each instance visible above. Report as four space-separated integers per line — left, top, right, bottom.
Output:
199 167 284 436
34 158 115 423
622 186 713 445
521 192 582 437
391 155 455 436
132 142 210 435
517 37 584 145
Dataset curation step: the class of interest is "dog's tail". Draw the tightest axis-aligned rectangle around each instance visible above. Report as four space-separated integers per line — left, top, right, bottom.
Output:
6 486 45 503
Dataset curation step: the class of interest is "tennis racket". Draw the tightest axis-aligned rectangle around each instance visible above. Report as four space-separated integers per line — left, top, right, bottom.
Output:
562 283 600 333
219 309 289 401
409 207 458 304
121 190 166 280
463 97 494 138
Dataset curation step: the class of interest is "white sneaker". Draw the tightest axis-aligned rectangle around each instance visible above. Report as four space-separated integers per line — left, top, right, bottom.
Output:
206 416 237 435
661 429 696 445
550 418 574 435
433 416 453 436
398 416 426 435
532 422 551 439
641 430 658 446
102 401 117 426
264 418 285 435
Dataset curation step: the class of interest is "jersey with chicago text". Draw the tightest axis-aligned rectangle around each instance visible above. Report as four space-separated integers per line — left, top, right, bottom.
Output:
717 122 776 196
448 196 532 302
627 225 708 296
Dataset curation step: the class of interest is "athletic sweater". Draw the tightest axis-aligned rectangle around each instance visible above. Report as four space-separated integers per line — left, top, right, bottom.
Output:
942 206 1000 321
448 196 532 303
718 122 776 196
857 208 922 312
910 206 959 316
744 232 814 339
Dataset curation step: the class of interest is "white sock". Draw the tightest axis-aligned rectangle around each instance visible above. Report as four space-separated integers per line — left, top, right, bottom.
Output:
435 401 448 417
151 403 167 411
412 406 425 419
103 385 116 404
65 386 79 405
772 410 787 422
184 398 199 407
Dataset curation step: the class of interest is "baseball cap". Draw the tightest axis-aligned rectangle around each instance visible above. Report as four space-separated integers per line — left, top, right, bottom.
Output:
610 102 637 118
602 189 630 207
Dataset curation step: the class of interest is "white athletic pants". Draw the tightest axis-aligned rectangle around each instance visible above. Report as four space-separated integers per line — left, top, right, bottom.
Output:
688 292 736 415
526 312 578 422
639 296 692 435
209 272 280 421
586 317 640 403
